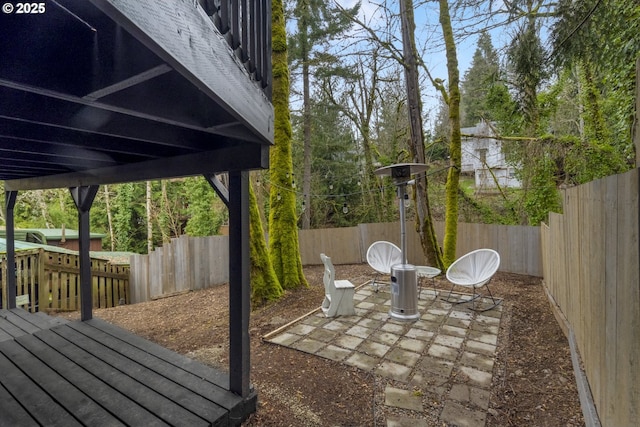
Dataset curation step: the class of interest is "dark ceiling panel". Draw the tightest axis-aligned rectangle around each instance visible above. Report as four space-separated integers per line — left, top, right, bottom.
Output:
0 0 272 191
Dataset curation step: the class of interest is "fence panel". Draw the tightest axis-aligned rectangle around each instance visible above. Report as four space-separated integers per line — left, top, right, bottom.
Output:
130 222 543 302
298 227 361 265
542 168 640 427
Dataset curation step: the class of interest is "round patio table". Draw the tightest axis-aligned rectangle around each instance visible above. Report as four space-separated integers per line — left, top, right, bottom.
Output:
415 266 441 299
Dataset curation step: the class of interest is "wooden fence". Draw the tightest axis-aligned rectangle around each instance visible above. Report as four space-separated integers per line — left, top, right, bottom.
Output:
129 235 229 303
297 221 541 276
541 167 640 427
0 249 130 312
130 221 542 301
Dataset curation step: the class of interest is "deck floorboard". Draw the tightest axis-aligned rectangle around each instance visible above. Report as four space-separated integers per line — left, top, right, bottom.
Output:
0 309 254 426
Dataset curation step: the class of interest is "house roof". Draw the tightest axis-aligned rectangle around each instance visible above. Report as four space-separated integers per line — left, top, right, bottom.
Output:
0 228 106 240
0 0 272 192
0 237 135 264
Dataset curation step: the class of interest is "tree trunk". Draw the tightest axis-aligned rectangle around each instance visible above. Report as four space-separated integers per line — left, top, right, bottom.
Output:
439 0 462 267
301 41 312 229
269 0 308 290
146 181 153 253
104 185 115 251
399 0 444 269
249 183 283 306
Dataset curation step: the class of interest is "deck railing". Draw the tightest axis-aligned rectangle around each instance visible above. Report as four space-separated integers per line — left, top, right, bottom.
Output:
200 0 272 98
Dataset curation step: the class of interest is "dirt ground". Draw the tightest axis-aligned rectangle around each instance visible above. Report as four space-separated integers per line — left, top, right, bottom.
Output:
58 264 584 426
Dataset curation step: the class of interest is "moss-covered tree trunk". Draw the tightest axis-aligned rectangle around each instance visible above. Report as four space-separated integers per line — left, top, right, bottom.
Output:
249 183 283 306
439 0 461 267
269 0 308 290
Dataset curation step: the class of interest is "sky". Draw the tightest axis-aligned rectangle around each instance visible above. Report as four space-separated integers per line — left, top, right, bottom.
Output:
336 0 514 123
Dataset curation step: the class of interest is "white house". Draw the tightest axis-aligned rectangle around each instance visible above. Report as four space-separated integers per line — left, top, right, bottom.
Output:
460 121 521 190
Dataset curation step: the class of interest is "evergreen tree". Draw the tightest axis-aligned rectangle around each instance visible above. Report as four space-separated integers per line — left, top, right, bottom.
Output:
460 32 503 127
288 0 359 229
183 177 226 237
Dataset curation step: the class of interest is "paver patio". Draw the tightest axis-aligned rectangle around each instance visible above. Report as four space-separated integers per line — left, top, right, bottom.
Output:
264 284 503 426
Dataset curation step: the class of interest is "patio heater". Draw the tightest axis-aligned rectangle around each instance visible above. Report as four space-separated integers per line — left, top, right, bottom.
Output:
374 163 428 321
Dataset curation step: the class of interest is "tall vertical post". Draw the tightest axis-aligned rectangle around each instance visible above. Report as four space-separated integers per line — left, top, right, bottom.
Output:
397 184 408 265
228 170 251 397
70 185 99 321
635 58 639 168
4 191 17 309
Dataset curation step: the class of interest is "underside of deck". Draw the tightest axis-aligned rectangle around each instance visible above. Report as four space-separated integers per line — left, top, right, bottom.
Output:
0 309 255 426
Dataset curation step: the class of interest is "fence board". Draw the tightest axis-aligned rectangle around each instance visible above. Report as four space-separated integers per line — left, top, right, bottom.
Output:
174 236 192 293
208 236 228 286
612 170 640 425
603 174 619 423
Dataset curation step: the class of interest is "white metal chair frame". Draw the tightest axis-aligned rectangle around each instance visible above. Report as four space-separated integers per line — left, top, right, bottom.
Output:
444 248 501 312
366 241 402 292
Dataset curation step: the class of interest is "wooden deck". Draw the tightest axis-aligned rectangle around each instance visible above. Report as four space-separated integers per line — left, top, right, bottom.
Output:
0 309 255 426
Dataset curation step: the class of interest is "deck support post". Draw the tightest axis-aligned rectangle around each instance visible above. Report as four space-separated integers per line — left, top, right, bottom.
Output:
228 170 251 398
70 185 99 321
4 191 18 309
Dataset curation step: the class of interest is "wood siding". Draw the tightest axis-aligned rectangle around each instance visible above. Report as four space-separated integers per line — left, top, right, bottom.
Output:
541 168 640 427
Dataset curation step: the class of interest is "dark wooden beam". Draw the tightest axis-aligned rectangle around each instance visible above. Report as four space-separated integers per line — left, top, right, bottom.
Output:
204 174 229 207
227 170 251 397
4 191 17 309
87 0 273 143
70 186 99 321
5 144 269 191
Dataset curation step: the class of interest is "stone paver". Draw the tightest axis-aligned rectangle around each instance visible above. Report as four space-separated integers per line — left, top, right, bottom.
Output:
345 352 378 370
449 384 491 410
323 320 349 331
287 324 315 335
291 338 324 354
468 330 498 345
386 416 429 427
385 348 421 367
376 360 412 381
370 331 401 346
442 324 467 337
268 332 300 346
346 325 374 339
459 366 493 388
308 328 338 342
334 334 363 350
404 328 433 341
263 284 504 427
316 344 351 362
384 386 423 411
420 356 454 377
434 334 464 349
428 343 458 361
465 340 497 356
360 340 390 357
440 400 487 427
460 351 495 372
398 337 427 353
